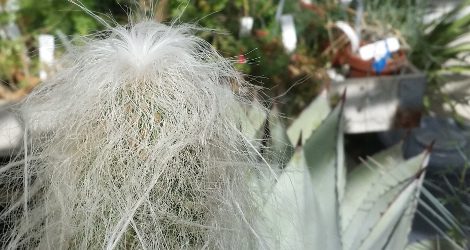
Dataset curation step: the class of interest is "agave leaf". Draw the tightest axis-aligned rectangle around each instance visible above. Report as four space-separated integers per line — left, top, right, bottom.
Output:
258 96 344 249
236 99 269 167
261 104 294 169
286 89 330 145
343 150 429 250
258 148 329 250
302 97 345 249
358 176 422 250
249 103 294 201
341 143 404 233
377 169 426 250
245 99 268 140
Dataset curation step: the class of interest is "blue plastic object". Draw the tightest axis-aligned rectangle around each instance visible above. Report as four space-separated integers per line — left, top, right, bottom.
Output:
372 41 391 73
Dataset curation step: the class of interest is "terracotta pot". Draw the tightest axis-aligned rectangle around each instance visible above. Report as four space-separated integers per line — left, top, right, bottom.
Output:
343 43 407 78
300 0 338 19
252 29 268 38
330 44 347 66
300 1 326 18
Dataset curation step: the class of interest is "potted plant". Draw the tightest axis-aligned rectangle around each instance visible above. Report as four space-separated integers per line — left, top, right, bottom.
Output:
341 40 407 77
313 2 427 133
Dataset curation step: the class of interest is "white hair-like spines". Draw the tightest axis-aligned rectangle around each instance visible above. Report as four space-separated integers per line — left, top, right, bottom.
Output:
0 19 265 249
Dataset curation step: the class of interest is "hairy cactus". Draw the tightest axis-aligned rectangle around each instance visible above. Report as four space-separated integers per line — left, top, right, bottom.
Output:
0 19 263 249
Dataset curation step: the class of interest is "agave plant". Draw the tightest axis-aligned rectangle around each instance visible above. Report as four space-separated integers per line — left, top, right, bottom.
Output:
242 90 445 249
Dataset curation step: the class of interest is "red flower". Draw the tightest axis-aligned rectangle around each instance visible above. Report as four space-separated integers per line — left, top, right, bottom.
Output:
238 54 246 64
237 49 247 64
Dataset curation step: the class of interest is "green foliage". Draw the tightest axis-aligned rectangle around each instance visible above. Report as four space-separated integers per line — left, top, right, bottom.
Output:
406 239 462 250
426 161 470 248
406 0 470 119
19 0 102 35
0 0 128 97
0 38 23 81
160 1 330 117
360 0 427 45
410 0 470 76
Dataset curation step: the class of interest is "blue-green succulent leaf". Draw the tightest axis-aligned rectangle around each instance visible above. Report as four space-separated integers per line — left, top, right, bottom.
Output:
287 89 330 146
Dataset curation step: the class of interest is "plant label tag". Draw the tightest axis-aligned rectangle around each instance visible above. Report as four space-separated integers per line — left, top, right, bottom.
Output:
239 17 254 38
336 21 359 52
39 34 55 80
275 0 286 22
5 23 21 39
280 14 297 53
0 107 23 156
359 37 400 61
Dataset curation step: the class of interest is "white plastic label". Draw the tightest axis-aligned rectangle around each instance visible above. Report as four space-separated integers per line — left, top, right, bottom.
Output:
239 17 254 38
39 34 55 80
5 0 20 13
0 109 23 156
280 14 297 53
358 37 400 61
336 21 360 53
275 0 286 22
6 23 21 39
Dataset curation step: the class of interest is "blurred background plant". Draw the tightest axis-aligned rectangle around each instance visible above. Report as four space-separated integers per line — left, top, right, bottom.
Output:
424 155 470 247
2 0 470 116
0 0 128 100
157 0 331 117
409 0 470 122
